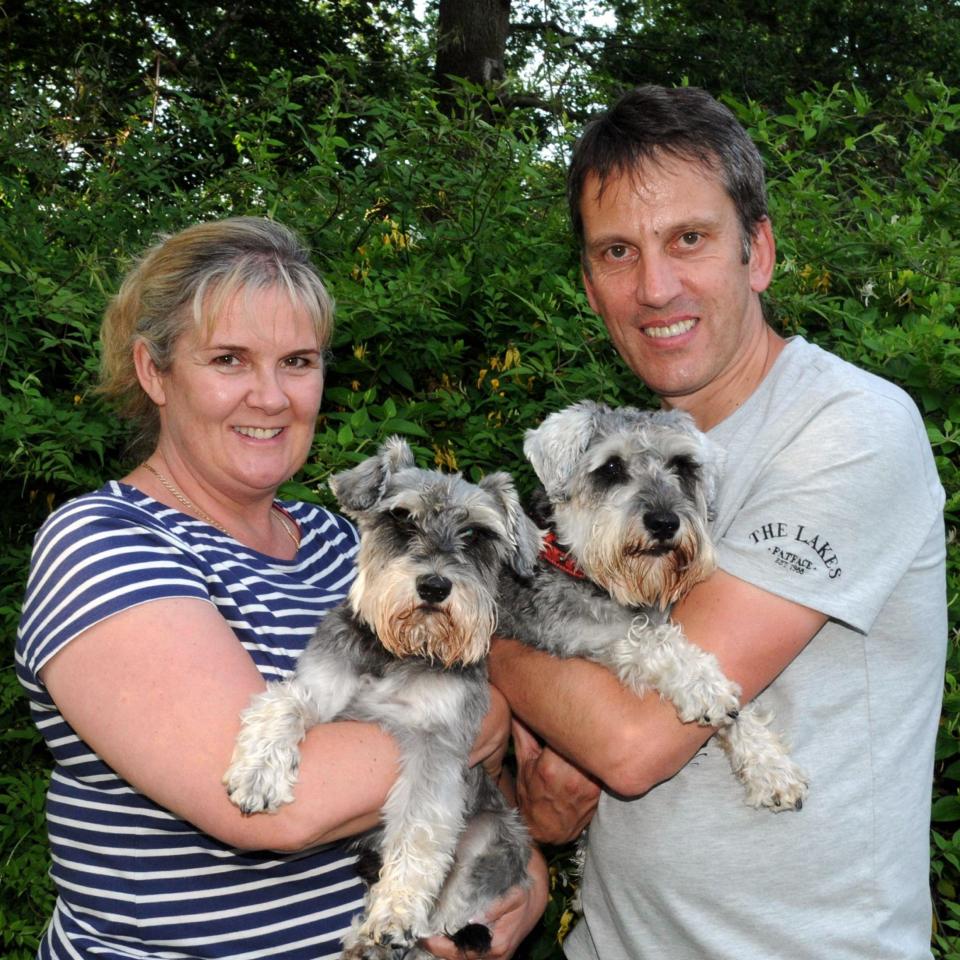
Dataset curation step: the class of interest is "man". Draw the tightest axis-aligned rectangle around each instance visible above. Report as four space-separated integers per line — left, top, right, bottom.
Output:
489 85 947 959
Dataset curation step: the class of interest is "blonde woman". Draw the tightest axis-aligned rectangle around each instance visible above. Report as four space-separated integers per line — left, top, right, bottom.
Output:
16 217 546 960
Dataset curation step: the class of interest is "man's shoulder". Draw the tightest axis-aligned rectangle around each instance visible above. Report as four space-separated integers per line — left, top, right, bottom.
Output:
779 337 923 425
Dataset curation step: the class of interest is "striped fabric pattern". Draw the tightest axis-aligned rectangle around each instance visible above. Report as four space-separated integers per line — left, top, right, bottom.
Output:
16 482 367 959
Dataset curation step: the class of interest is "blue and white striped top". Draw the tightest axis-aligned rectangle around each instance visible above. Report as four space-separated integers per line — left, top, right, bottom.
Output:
16 481 366 960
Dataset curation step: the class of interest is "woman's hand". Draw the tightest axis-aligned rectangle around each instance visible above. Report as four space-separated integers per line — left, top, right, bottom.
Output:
512 718 601 845
468 683 512 781
418 847 549 959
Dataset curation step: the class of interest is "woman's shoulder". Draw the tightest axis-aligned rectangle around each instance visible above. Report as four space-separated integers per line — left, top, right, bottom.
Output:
282 501 360 554
39 480 174 529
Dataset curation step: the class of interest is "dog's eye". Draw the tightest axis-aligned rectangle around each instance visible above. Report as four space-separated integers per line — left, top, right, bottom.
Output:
387 507 418 538
666 454 700 478
461 526 493 547
592 455 628 488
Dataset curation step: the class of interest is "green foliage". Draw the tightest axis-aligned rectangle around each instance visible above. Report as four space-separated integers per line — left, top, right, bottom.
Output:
592 0 960 113
1 64 957 957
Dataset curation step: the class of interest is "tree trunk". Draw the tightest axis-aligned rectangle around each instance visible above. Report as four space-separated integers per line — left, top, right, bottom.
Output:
435 0 511 91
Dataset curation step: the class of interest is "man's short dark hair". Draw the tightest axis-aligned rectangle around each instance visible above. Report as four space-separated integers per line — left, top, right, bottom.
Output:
568 85 768 263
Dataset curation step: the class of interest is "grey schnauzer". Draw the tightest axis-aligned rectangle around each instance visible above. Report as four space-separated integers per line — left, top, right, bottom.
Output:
498 400 808 812
223 438 540 959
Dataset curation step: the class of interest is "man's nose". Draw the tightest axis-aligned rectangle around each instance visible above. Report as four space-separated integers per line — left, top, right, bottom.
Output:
635 252 683 308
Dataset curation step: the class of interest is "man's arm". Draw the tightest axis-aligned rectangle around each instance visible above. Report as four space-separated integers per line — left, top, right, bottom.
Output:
490 569 826 801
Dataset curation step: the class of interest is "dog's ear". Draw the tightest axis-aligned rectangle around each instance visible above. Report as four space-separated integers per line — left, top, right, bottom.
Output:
523 400 607 501
478 472 545 578
328 436 416 516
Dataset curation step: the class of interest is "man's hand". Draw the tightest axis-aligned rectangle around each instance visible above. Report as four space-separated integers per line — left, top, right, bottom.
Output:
512 718 601 845
419 847 549 959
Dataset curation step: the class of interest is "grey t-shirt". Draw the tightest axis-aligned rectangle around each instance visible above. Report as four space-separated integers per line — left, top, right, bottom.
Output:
566 336 947 960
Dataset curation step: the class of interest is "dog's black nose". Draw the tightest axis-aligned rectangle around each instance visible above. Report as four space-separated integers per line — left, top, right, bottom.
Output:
644 510 680 542
416 574 452 603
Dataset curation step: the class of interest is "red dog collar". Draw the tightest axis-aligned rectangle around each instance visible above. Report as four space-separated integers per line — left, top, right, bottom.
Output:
540 530 586 580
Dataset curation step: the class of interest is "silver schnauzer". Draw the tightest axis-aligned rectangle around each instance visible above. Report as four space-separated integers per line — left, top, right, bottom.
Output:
223 438 540 959
498 400 808 812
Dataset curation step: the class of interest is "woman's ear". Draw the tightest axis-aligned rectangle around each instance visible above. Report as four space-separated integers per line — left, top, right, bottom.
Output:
133 339 167 407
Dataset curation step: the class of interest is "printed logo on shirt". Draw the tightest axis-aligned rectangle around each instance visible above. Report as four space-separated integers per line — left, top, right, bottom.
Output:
747 522 842 580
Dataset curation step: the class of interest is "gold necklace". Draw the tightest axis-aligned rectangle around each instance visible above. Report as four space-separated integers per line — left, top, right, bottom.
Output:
142 462 299 548
271 505 300 548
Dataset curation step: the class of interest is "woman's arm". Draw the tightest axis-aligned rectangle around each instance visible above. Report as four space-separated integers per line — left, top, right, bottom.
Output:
41 596 509 852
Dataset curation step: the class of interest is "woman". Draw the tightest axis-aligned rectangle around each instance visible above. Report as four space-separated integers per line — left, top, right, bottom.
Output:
15 217 547 959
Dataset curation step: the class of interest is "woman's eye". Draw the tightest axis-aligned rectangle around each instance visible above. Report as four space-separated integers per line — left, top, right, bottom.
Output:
212 354 240 366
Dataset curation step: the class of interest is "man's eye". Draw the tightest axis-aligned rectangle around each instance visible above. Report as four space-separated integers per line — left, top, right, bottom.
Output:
607 244 630 260
679 232 702 247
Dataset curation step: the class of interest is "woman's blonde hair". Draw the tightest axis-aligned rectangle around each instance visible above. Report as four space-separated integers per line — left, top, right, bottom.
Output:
99 217 334 452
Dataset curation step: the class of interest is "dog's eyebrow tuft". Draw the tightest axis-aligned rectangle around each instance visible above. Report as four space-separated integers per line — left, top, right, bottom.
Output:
666 453 700 475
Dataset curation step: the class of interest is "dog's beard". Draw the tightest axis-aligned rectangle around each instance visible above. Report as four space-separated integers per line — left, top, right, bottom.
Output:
350 562 495 667
572 514 716 609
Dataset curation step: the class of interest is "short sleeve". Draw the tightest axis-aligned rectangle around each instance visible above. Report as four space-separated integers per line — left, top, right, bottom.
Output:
716 389 944 633
17 495 212 684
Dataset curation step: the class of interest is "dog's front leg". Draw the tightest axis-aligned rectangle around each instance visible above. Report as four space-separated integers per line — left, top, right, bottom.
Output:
224 650 360 814
716 702 808 811
611 615 742 726
343 671 479 957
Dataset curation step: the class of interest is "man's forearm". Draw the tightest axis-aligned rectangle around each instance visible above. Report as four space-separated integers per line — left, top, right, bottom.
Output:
489 636 713 797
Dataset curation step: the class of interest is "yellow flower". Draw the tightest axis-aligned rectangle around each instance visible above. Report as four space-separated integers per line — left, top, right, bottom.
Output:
73 394 83 405
477 368 488 388
353 344 367 361
557 909 575 943
433 445 458 471
503 346 520 370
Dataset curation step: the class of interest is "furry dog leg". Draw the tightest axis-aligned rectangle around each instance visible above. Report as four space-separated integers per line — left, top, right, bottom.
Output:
343 671 477 955
616 615 742 726
224 660 360 814
717 704 808 811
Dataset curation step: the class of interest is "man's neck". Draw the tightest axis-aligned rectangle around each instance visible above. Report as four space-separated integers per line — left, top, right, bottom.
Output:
666 326 786 431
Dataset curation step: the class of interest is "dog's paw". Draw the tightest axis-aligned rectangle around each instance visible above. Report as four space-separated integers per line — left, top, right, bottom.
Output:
673 677 742 727
737 749 808 813
341 940 409 960
343 925 415 960
222 751 298 814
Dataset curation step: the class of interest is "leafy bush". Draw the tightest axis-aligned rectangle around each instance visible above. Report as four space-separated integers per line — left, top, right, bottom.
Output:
1 68 957 957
